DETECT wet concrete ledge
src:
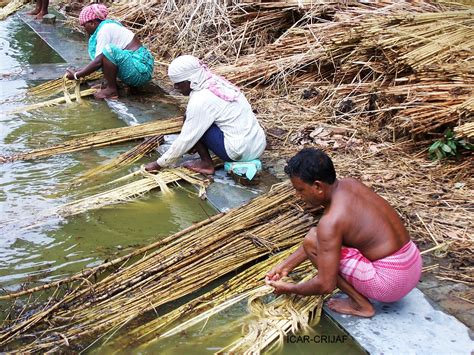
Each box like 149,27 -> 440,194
17,10 -> 88,66
18,12 -> 474,355
326,289 -> 473,354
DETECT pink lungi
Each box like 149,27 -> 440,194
339,241 -> 422,302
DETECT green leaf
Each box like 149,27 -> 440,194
447,140 -> 457,153
441,144 -> 452,153
429,140 -> 442,152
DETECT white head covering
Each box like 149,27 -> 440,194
168,55 -> 240,102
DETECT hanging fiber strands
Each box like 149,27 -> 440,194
220,273 -> 325,354
6,88 -> 96,115
1,182 -> 317,352
56,167 -> 208,217
2,117 -> 183,162
73,135 -> 164,184
28,72 -> 103,98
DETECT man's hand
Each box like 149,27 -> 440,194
145,161 -> 161,172
265,279 -> 294,295
265,263 -> 290,282
65,69 -> 76,80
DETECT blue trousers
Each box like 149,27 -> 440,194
201,124 -> 233,161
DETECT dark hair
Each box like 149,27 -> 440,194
284,148 -> 336,184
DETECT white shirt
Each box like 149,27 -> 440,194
157,89 -> 266,167
95,23 -> 134,58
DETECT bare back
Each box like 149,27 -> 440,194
321,178 -> 410,261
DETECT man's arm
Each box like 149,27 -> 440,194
265,244 -> 307,282
156,97 -> 215,167
268,221 -> 342,296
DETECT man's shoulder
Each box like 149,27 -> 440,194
337,177 -> 370,198
317,214 -> 342,238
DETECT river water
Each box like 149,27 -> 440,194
0,15 -> 364,354
0,16 -> 214,292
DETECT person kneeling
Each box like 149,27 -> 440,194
145,55 -> 266,175
65,4 -> 154,100
265,148 -> 422,317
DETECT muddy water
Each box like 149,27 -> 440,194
0,16 -> 364,354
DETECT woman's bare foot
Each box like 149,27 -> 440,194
34,11 -> 48,20
93,87 -> 118,100
28,8 -> 40,15
91,82 -> 106,89
183,160 -> 215,175
327,297 -> 375,318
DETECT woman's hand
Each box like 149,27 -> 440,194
65,69 -> 77,80
145,161 -> 161,173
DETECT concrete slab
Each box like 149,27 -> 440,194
17,63 -> 73,81
325,288 -> 474,354
17,11 -> 88,66
205,169 -> 262,212
105,96 -> 180,126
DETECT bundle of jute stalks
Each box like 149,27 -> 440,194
149,259 -> 326,355
73,135 -> 164,184
454,121 -> 474,138
0,182 -> 318,352
1,117 -> 183,162
27,72 -> 103,98
114,246 -> 303,349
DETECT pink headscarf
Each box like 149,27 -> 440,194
79,4 -> 109,26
